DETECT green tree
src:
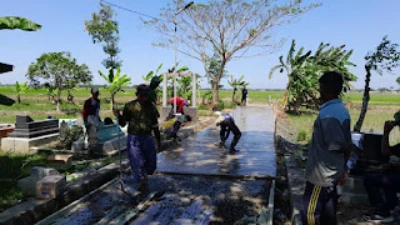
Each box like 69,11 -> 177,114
99,67 -> 131,110
27,52 -> 92,111
0,16 -> 41,31
145,0 -> 319,106
85,3 -> 121,70
14,81 -> 29,104
397,77 -> 400,86
228,75 -> 249,106
353,36 -> 400,132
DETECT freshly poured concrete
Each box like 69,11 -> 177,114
157,106 -> 276,178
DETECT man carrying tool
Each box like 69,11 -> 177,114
215,113 -> 241,152
113,84 -> 161,187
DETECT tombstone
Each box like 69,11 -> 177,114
75,123 -> 126,156
1,115 -> 60,154
9,115 -> 59,138
18,167 -> 60,197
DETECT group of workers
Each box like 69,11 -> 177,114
80,71 -> 400,224
81,76 -> 243,188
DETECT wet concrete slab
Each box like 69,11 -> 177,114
157,106 -> 276,178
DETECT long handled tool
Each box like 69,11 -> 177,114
113,104 -> 137,198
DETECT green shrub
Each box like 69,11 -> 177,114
197,104 -> 208,110
218,100 -> 225,110
297,130 -> 307,142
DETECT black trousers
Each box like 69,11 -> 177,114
229,123 -> 241,150
364,172 -> 400,216
241,97 -> 247,105
302,181 -> 338,225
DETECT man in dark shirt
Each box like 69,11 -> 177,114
302,72 -> 352,225
216,114 -> 241,152
113,84 -> 161,186
363,119 -> 400,223
82,87 -> 101,152
241,86 -> 248,106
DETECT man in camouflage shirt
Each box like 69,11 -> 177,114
114,84 -> 161,185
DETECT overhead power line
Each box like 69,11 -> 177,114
99,0 -> 166,22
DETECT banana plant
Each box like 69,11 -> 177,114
228,75 -> 249,106
143,63 -> 163,82
14,81 -> 29,104
269,40 -> 312,110
99,67 -> 131,111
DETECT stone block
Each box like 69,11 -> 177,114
31,167 -> 60,181
92,135 -> 127,156
17,167 -> 60,197
47,154 -> 73,164
16,115 -> 33,124
1,133 -> 59,154
160,106 -> 172,122
17,176 -> 37,196
341,175 -> 369,204
36,175 -> 66,200
184,107 -> 198,122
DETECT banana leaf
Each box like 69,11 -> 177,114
0,16 -> 41,31
0,62 -> 13,73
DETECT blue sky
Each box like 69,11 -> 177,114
1,0 -> 400,89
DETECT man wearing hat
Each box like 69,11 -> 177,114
82,87 -> 101,152
113,84 -> 161,186
215,113 -> 241,152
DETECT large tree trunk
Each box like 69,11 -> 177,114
56,89 -> 61,112
67,89 -> 74,104
17,94 -> 21,104
211,61 -> 226,109
353,65 -> 371,132
110,93 -> 115,112
212,81 -> 220,109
